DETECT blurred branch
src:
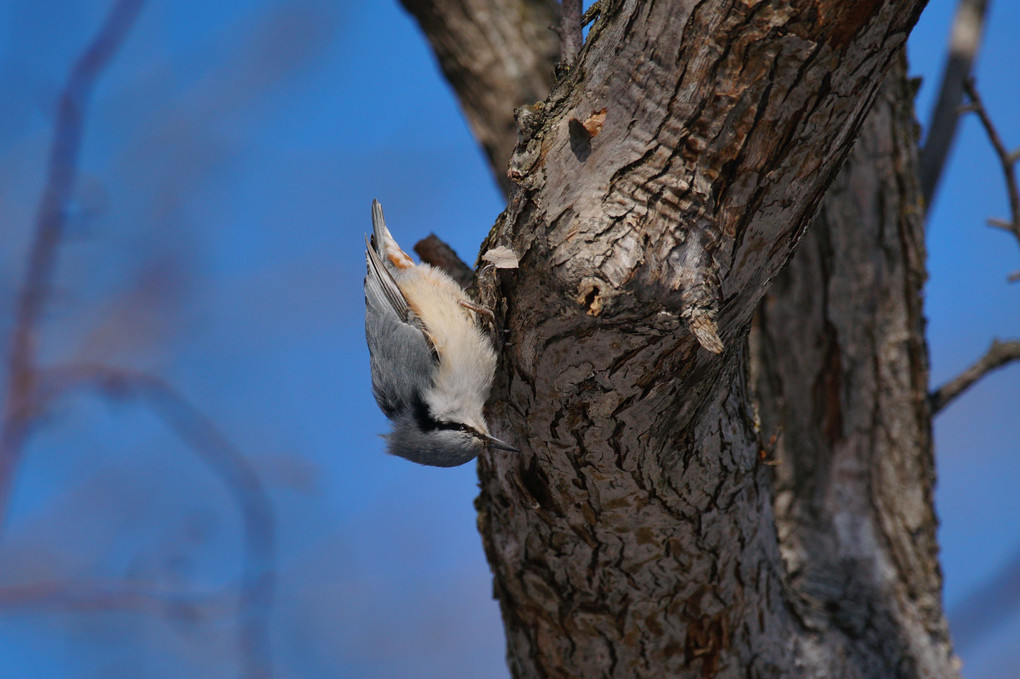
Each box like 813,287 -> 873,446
0,0 -> 146,538
962,79 -> 1020,281
919,0 -> 989,214
559,0 -> 583,65
0,580 -> 230,619
38,363 -> 275,679
414,234 -> 474,288
930,339 -> 1020,413
0,3 -> 277,677
398,0 -> 560,196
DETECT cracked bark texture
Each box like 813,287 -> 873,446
402,0 -> 957,677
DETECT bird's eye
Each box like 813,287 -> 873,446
432,419 -> 478,436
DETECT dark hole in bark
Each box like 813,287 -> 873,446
519,454 -> 560,514
583,284 -> 600,313
569,118 -> 592,161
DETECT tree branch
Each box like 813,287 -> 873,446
559,0 -> 583,66
398,0 -> 560,196
962,78 -> 1020,281
0,6 -> 278,676
413,234 -> 474,288
930,339 -> 1020,413
580,2 -> 602,27
919,0 -> 989,214
0,580 -> 230,619
0,0 -> 145,539
37,364 -> 275,679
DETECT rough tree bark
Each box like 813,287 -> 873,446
401,0 -> 957,677
751,54 -> 954,677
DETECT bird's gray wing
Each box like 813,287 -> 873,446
365,231 -> 411,323
365,241 -> 436,419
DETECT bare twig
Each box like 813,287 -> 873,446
0,579 -> 230,619
919,0 -> 989,214
559,0 -> 583,66
580,2 -> 602,28
414,234 -> 474,288
930,339 -> 1020,413
0,4 -> 276,676
0,0 -> 145,539
38,364 -> 275,679
963,79 -> 1020,283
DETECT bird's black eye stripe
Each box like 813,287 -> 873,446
410,394 -> 479,436
435,421 -> 478,435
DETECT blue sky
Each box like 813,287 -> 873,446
0,1 -> 1017,677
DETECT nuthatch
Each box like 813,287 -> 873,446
364,200 -> 517,466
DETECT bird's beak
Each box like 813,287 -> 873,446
486,435 -> 519,452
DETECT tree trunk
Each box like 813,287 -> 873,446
750,53 -> 956,677
401,0 -> 957,676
